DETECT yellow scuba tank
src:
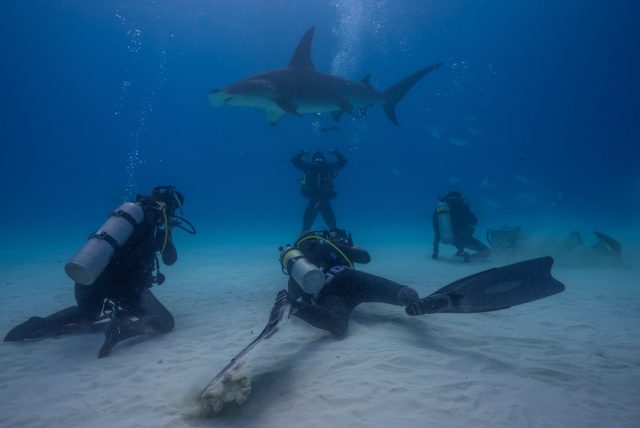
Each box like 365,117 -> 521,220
436,201 -> 455,244
64,202 -> 144,285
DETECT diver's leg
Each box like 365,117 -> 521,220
465,236 -> 491,260
326,268 -> 419,307
98,289 -> 174,358
303,199 -> 320,231
294,294 -> 350,337
4,284 -> 103,342
319,200 -> 337,230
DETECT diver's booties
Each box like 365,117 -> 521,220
405,293 -> 453,316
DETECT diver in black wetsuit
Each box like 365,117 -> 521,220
291,149 -> 347,232
279,230 -> 422,336
4,185 -> 196,358
432,191 -> 490,262
274,229 -> 565,337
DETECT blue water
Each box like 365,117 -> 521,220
1,0 -> 638,248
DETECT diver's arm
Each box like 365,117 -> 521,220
330,149 -> 348,170
161,239 -> 177,265
291,150 -> 311,170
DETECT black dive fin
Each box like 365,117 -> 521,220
593,231 -> 622,255
407,257 -> 565,315
289,27 -> 315,68
383,62 -> 443,125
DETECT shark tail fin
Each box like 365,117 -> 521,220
382,62 -> 443,125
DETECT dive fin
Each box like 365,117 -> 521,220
383,62 -> 443,125
406,257 -> 565,315
332,110 -> 344,122
289,27 -> 315,68
593,231 -> 622,255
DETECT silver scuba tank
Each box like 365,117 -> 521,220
436,201 -> 455,244
64,202 -> 145,285
280,246 -> 325,296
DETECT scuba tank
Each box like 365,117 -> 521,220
436,201 -> 455,244
279,245 -> 325,296
65,202 -> 144,285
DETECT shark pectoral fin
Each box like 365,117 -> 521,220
208,89 -> 225,107
339,101 -> 354,116
275,99 -> 300,115
266,109 -> 286,126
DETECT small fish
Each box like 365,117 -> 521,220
448,177 -> 461,184
391,166 -> 401,176
514,174 -> 530,184
427,125 -> 443,140
468,127 -> 483,137
484,198 -> 500,208
515,193 -> 536,205
449,137 -> 470,146
479,177 -> 496,190
319,126 -> 341,133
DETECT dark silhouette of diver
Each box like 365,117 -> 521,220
276,229 -> 564,337
432,191 -> 491,262
561,230 -> 623,263
4,185 -> 196,358
292,149 -> 347,231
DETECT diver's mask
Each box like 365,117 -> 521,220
148,185 -> 197,235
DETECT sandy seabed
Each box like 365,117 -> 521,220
1,242 -> 638,428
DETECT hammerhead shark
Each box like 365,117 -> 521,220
209,27 -> 442,126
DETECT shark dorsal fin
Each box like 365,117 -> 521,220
289,27 -> 315,68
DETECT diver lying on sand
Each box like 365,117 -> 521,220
277,229 -> 564,337
200,229 -> 565,414
4,186 -> 196,358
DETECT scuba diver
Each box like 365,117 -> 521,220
432,191 -> 491,262
3,185 -> 197,358
276,229 -> 564,337
291,149 -> 347,232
